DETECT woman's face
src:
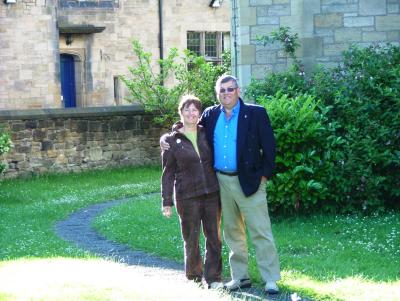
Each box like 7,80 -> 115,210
181,103 -> 200,125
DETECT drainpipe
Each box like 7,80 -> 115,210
231,0 -> 238,78
158,0 -> 164,85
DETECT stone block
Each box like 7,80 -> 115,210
388,3 -> 399,14
387,31 -> 400,42
344,16 -> 374,27
257,16 -> 279,25
88,147 -> 102,161
249,0 -> 272,5
33,129 -> 47,141
267,4 -> 290,16
315,28 -> 334,37
74,120 -> 88,133
273,63 -> 289,72
15,130 -> 32,140
250,24 -> 279,40
334,28 -> 361,42
256,5 -> 269,17
25,120 -> 38,129
88,121 -> 103,132
46,150 -> 58,158
315,13 -> 342,28
324,43 -> 349,56
255,49 -> 276,64
376,16 -> 400,31
359,0 -> 386,16
252,64 -> 273,79
322,4 -> 358,13
322,0 -> 346,4
55,154 -> 68,164
362,31 -> 387,42
110,119 -> 126,131
55,119 -> 65,128
240,45 -> 256,64
299,37 -> 323,57
16,145 -> 31,153
20,70 -> 33,80
103,151 -> 113,160
8,153 -> 26,162
240,7 -> 256,26
17,161 -> 30,169
41,140 -> 53,151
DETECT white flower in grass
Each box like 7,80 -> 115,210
176,139 -> 181,144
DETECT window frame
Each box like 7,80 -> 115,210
186,31 -> 228,64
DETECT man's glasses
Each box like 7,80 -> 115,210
219,87 -> 237,93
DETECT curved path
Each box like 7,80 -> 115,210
54,195 -> 305,301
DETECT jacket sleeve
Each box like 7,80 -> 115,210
161,136 -> 176,207
257,107 -> 276,178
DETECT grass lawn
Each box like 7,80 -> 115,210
1,166 -> 399,301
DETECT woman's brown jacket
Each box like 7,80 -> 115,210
161,125 -> 219,206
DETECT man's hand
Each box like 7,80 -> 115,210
162,206 -> 172,218
160,134 -> 170,151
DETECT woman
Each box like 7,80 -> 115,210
161,95 -> 223,289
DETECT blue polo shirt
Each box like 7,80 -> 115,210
213,101 -> 240,172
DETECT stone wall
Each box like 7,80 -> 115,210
0,106 -> 164,178
233,0 -> 400,88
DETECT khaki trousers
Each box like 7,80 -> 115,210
217,173 -> 281,282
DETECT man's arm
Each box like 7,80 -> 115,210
160,121 -> 184,151
257,107 -> 276,178
160,133 -> 170,151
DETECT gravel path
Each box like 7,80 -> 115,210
54,196 -> 308,301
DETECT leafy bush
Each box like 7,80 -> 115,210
120,40 -> 185,125
320,45 -> 400,212
246,65 -> 308,101
121,40 -> 230,126
249,44 -> 400,212
176,50 -> 231,109
0,129 -> 11,174
259,93 -> 330,213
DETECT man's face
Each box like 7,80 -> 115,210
218,80 -> 240,110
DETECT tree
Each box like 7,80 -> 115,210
121,40 -> 230,126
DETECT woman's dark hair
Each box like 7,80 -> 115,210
178,95 -> 202,114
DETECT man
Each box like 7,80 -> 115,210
161,75 -> 281,294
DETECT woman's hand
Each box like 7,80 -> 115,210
162,206 -> 172,218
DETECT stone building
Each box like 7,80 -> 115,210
232,0 -> 400,88
0,0 -> 231,110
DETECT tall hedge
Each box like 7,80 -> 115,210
248,44 -> 400,213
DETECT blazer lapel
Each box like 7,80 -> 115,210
237,99 -> 250,162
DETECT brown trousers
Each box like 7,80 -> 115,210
176,192 -> 222,284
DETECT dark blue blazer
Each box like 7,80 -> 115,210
200,98 -> 276,197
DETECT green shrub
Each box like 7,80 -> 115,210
176,49 -> 231,109
246,65 -> 308,101
121,40 -> 230,126
0,130 -> 11,174
249,44 -> 400,212
120,40 -> 185,126
321,45 -> 400,211
259,93 -> 330,213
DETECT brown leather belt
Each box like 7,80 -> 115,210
217,170 -> 238,176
